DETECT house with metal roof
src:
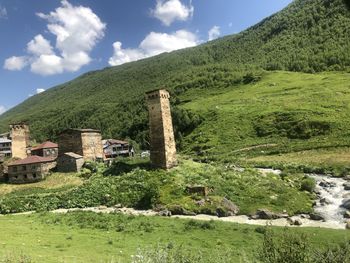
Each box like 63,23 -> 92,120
102,139 -> 135,158
0,137 -> 12,159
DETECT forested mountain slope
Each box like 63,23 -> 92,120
0,0 -> 349,151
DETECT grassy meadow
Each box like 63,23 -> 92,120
1,212 -> 350,263
179,71 -> 350,170
0,173 -> 83,196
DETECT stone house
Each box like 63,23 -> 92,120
103,139 -> 135,158
57,152 -> 84,173
58,129 -> 103,161
31,141 -> 58,159
7,155 -> 56,184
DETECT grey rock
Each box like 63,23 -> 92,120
341,199 -> 350,210
169,205 -> 196,216
158,210 -> 172,217
319,181 -> 336,188
310,213 -> 325,221
254,209 -> 281,220
344,183 -> 350,191
196,199 -> 206,206
300,214 -> 310,219
221,197 -> 239,215
344,211 -> 350,219
320,198 -> 332,205
288,217 -> 302,226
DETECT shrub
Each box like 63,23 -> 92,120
300,177 -> 316,193
259,227 -> 350,263
131,244 -> 236,263
259,228 -> 311,263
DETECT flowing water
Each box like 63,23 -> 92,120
309,174 -> 349,226
257,168 -> 349,228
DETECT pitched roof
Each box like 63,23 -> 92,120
9,155 -> 56,166
31,141 -> 58,151
0,138 -> 11,143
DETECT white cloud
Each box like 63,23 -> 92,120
0,6 -> 7,19
228,22 -> 233,28
208,26 -> 221,41
36,88 -> 45,94
3,56 -> 28,70
27,34 -> 54,56
151,0 -> 194,26
4,0 -> 106,76
0,106 -> 6,115
109,29 -> 199,66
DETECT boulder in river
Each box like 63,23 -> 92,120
319,180 -> 336,188
320,198 -> 332,205
344,211 -> 350,219
344,183 -> 350,191
341,199 -> 350,210
310,213 -> 325,221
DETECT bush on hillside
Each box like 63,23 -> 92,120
300,177 -> 316,193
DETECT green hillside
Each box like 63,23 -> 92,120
1,0 -> 350,159
180,71 -> 350,169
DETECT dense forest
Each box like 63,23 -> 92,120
0,0 -> 350,150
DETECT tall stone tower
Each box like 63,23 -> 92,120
10,123 -> 30,159
146,89 -> 177,169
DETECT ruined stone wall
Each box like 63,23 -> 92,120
147,89 -> 177,169
10,124 -> 30,159
81,132 -> 103,161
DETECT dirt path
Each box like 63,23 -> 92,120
6,206 -> 344,230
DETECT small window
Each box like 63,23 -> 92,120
24,174 -> 28,179
33,174 -> 37,178
22,166 -> 26,171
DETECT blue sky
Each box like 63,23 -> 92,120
0,0 -> 293,114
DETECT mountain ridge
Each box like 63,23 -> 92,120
1,0 -> 350,149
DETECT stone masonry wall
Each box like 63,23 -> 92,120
81,132 -> 103,161
58,131 -> 83,157
11,124 -> 30,159
147,89 -> 177,169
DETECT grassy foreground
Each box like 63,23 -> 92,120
0,212 -> 350,263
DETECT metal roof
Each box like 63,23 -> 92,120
0,138 -> 11,144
